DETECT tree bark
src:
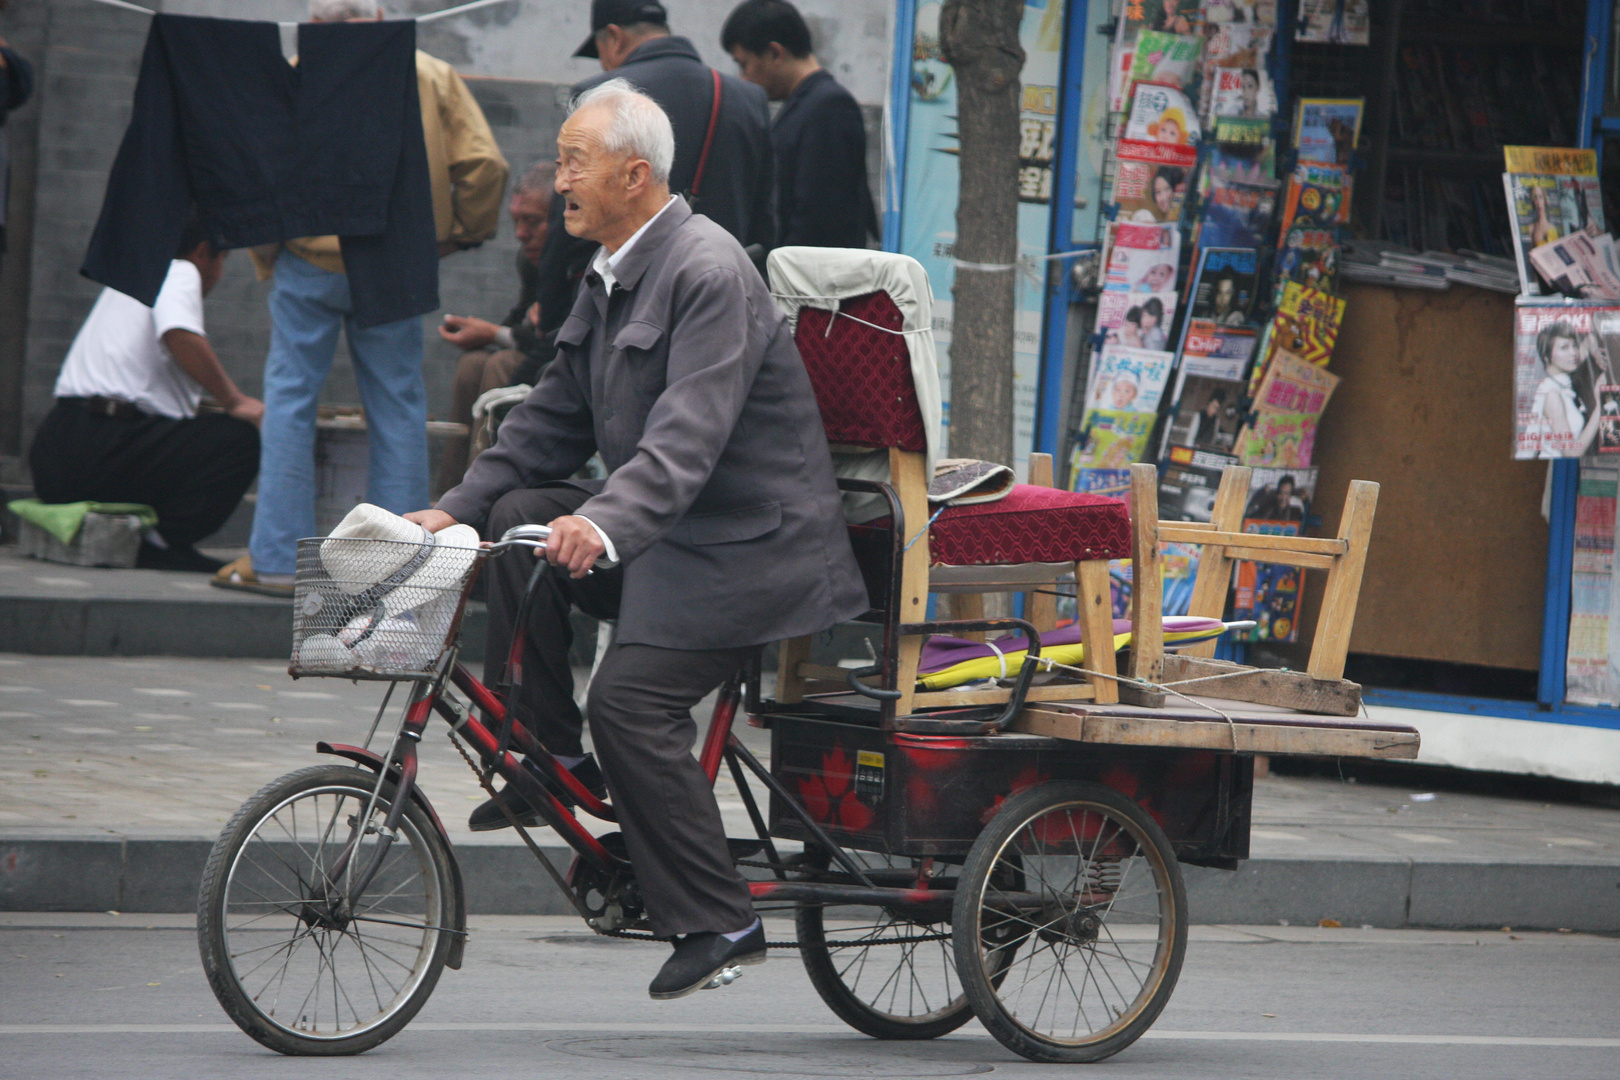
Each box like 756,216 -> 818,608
939,0 -> 1025,467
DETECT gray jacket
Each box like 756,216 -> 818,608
437,198 -> 868,650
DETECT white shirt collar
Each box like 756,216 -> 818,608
590,195 -> 678,293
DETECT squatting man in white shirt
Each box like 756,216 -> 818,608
29,218 -> 264,572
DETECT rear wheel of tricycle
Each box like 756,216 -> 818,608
952,780 -> 1187,1063
197,765 -> 457,1055
794,847 -> 974,1039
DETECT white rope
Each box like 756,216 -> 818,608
985,639 -> 1008,680
954,259 -> 1017,273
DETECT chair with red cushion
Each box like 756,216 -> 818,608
768,248 -> 1133,722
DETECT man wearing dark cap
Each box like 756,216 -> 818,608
530,0 -> 774,341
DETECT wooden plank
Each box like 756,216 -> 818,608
1118,681 -> 1167,709
891,448 -> 930,716
1024,454 -> 1059,633
1129,463 -> 1164,683
1011,705 -> 1420,759
1075,558 -> 1120,704
912,683 -> 1098,708
776,636 -> 813,704
942,593 -> 986,642
1156,527 -> 1350,557
1222,546 -> 1338,571
1160,653 -> 1361,716
1182,466 -> 1251,658
1308,480 -> 1380,681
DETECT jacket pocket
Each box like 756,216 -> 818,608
614,320 -> 664,352
556,313 -> 593,350
685,502 -> 782,545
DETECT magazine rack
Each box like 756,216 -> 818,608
1125,462 -> 1377,716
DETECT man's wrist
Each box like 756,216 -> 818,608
575,515 -> 619,565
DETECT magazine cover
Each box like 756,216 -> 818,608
1234,412 -> 1317,467
1600,386 -> 1620,454
1098,291 -> 1179,349
1511,303 -> 1620,459
1295,0 -> 1369,44
1503,147 -> 1606,295
1252,348 -> 1340,416
1528,230 -> 1620,299
1073,409 -> 1157,469
1503,146 -> 1600,177
1293,98 -> 1363,166
1232,554 -> 1303,642
1187,247 -> 1260,327
1161,541 -> 1204,617
1158,448 -> 1236,521
1275,227 -> 1340,299
1177,322 -> 1256,384
1203,1 -> 1277,25
1201,23 -> 1274,120
1278,163 -> 1349,236
1245,467 -> 1317,521
1102,221 -> 1181,290
1084,344 -> 1176,415
1070,467 -> 1133,498
1567,466 -> 1619,704
1113,83 -> 1199,224
1251,282 -> 1345,392
1197,175 -> 1279,248
1128,30 -> 1204,96
1167,375 -> 1246,451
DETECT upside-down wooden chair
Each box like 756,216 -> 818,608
766,248 -> 1135,725
1126,462 -> 1378,715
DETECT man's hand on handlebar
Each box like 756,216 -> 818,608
545,515 -> 605,579
404,509 -> 458,533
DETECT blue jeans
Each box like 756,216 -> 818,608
249,252 -> 428,576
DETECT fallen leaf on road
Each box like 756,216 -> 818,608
1318,918 -> 1341,928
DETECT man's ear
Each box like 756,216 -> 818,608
765,42 -> 787,65
625,157 -> 652,193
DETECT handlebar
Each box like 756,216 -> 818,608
488,522 -> 553,553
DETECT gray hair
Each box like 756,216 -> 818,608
514,160 -> 558,198
309,0 -> 381,20
569,78 -> 675,186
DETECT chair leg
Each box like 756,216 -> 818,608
891,447 -> 931,718
1180,465 -> 1251,659
1129,463 -> 1164,684
1307,480 -> 1379,681
1023,452 -> 1058,630
945,593 -> 987,640
775,636 -> 812,704
1075,559 -> 1119,705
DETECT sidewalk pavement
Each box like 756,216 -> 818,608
1,653 -> 1618,929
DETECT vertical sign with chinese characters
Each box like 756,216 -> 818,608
899,0 -> 1068,476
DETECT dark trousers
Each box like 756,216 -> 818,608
484,486 -> 756,938
29,401 -> 259,548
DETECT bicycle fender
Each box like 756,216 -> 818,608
316,741 -> 470,970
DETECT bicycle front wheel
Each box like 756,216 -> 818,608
197,765 -> 456,1055
952,781 -> 1187,1063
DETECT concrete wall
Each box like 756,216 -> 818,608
0,0 -> 892,473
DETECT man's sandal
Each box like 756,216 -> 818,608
210,554 -> 295,598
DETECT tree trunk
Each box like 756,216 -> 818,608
939,0 -> 1025,468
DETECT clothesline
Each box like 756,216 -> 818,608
84,0 -> 514,27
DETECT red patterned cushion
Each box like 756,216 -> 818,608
929,485 -> 1131,565
793,292 -> 928,452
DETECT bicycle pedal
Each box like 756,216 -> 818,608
701,965 -> 743,990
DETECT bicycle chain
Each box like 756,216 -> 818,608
445,726 -> 953,951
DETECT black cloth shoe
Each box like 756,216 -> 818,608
467,753 -> 607,832
648,921 -> 766,1000
136,540 -> 226,574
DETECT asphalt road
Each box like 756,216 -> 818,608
1,914 -> 1616,1079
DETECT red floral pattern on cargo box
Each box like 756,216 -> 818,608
798,745 -> 875,831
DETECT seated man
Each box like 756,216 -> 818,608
436,160 -> 559,492
29,219 -> 263,572
409,81 -> 866,998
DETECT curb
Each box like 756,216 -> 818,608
3,835 -> 1617,931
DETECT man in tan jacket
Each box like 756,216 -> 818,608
215,0 -> 507,595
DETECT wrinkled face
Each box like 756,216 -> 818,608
509,190 -> 551,264
556,105 -> 636,244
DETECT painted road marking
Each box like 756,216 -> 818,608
0,1023 -> 1614,1046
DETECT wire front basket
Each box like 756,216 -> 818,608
290,536 -> 482,680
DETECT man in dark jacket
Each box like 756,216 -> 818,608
722,0 -> 877,249
532,0 -> 774,338
411,82 -> 865,1000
